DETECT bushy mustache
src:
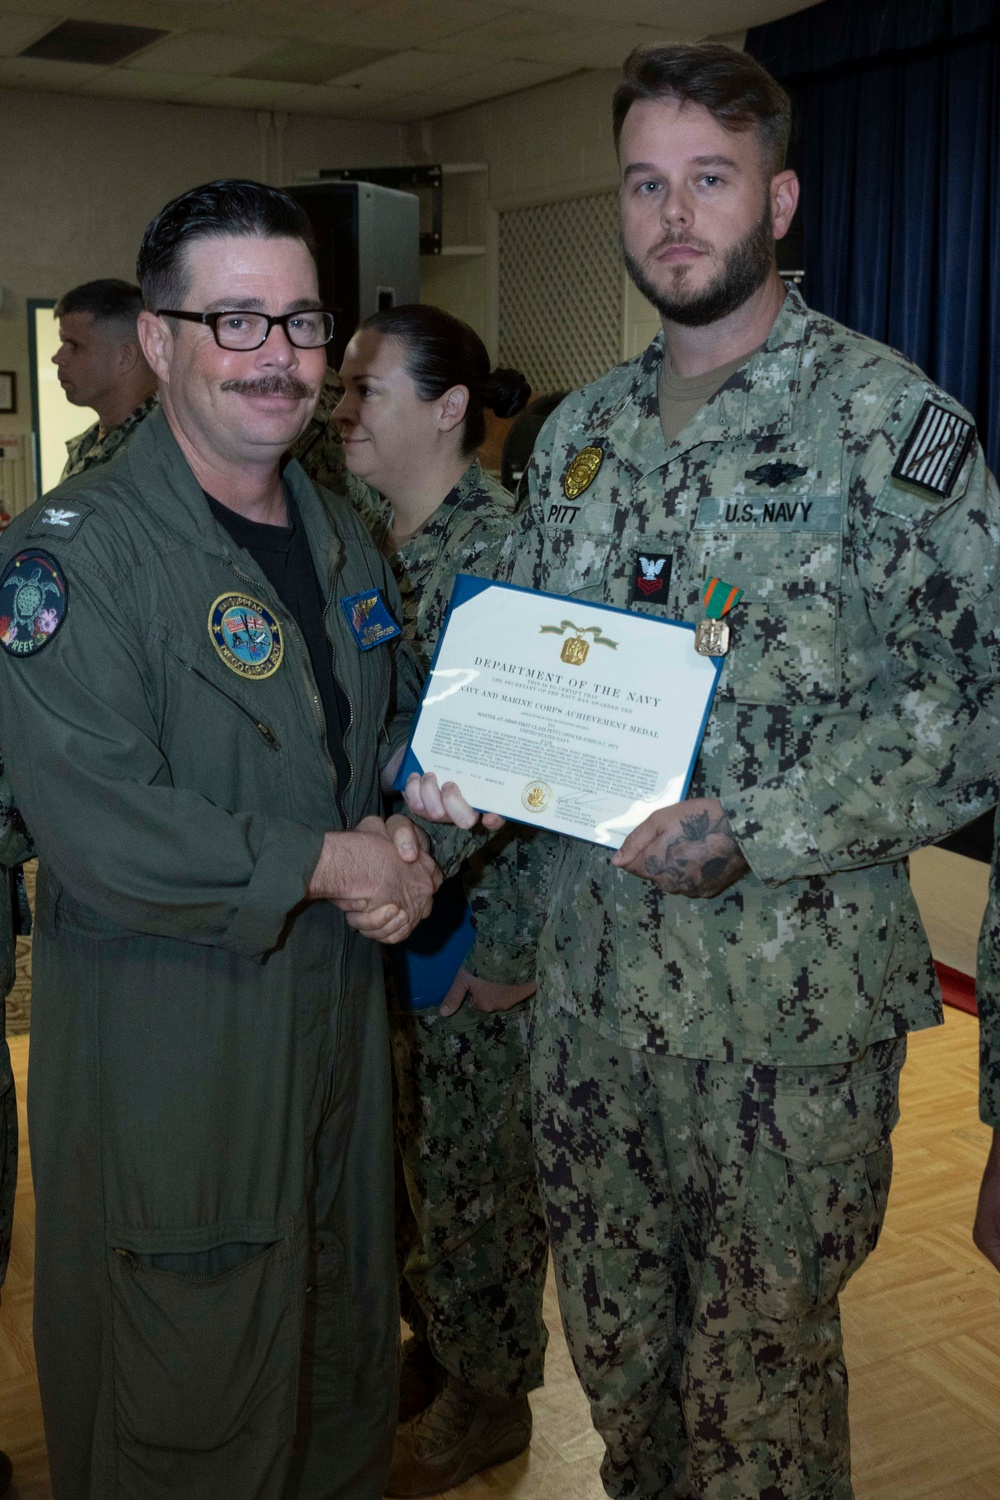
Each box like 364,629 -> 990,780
220,374 -> 313,398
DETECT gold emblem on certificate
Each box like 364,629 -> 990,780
522,781 -> 552,812
540,619 -> 618,666
563,445 -> 603,499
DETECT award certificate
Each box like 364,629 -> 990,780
397,577 -> 723,848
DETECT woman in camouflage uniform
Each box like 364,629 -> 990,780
302,306 -> 553,1497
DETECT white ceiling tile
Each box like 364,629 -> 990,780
79,67 -> 207,102
178,75 -> 317,109
325,0 -> 505,52
327,48 -> 475,93
0,53 -> 109,90
126,30 -> 281,75
0,8 -> 57,57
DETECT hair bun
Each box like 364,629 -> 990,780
485,366 -> 531,420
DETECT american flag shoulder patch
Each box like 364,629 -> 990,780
892,400 -> 975,500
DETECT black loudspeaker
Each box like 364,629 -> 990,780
287,180 -> 421,366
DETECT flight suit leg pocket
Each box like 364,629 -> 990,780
107,1224 -> 298,1454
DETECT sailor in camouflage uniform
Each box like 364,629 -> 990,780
302,305 -> 553,1498
52,279 -> 158,483
291,365 -> 348,492
61,392 -> 158,482
406,46 -> 1000,1500
974,813 -> 1000,1275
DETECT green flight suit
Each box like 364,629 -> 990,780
499,285 -> 1000,1498
0,408 -> 424,1500
0,776 -> 32,1301
341,461 -> 551,1403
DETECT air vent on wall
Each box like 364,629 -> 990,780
19,20 -> 169,67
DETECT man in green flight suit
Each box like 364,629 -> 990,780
0,773 -> 32,1499
405,44 -> 1000,1500
0,179 -> 442,1500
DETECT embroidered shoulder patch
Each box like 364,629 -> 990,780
342,589 -> 401,651
209,593 -> 284,679
0,549 -> 68,656
29,502 -> 93,541
892,400 -> 975,500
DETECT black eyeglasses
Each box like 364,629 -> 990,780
157,308 -> 336,351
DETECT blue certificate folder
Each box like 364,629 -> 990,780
393,574 -> 724,846
390,874 -> 475,1012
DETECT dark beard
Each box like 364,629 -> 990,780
622,205 -> 776,328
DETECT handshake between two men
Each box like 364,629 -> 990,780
306,774 -> 751,950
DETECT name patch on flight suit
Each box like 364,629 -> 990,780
892,400 -> 975,499
0,549 -> 68,656
629,552 -> 672,604
209,593 -> 284,679
342,589 -> 402,651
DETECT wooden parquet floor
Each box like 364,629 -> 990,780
2,1012 -> 997,1498
1,845 -> 998,1496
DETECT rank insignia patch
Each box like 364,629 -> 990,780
0,549 -> 68,656
630,552 -> 671,604
563,445 -> 603,499
342,589 -> 402,651
893,400 -> 975,499
209,593 -> 284,679
29,502 -> 93,541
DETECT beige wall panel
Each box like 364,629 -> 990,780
0,88 -> 406,501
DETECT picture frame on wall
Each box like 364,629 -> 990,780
0,372 -> 15,414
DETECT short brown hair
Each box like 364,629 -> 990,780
612,44 -> 792,177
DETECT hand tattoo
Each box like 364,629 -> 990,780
641,806 -> 749,899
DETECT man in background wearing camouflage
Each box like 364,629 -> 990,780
53,279 -> 157,482
974,814 -> 1000,1276
406,43 -> 1000,1500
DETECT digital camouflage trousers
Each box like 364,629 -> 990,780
390,998 -> 549,1402
531,1003 -> 905,1500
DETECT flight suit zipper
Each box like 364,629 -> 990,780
228,558 -> 351,820
183,663 -> 280,749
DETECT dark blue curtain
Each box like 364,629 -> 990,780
750,0 -> 1000,859
747,0 -> 1000,477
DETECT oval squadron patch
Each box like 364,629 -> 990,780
0,549 -> 68,656
209,593 -> 284,679
563,445 -> 603,500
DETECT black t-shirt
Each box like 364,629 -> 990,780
206,491 -> 353,817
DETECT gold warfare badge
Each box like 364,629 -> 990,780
563,445 -> 603,499
522,781 -> 552,813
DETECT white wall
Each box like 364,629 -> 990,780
0,87 -> 407,501
419,69 -> 662,366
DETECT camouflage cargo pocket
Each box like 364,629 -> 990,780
743,1041 -> 904,1322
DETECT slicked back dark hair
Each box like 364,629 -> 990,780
612,44 -> 792,178
54,278 -> 144,341
136,179 -> 318,312
358,304 -> 531,455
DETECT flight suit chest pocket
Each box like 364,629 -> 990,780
689,529 -> 845,705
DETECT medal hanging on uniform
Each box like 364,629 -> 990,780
695,577 -> 742,657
